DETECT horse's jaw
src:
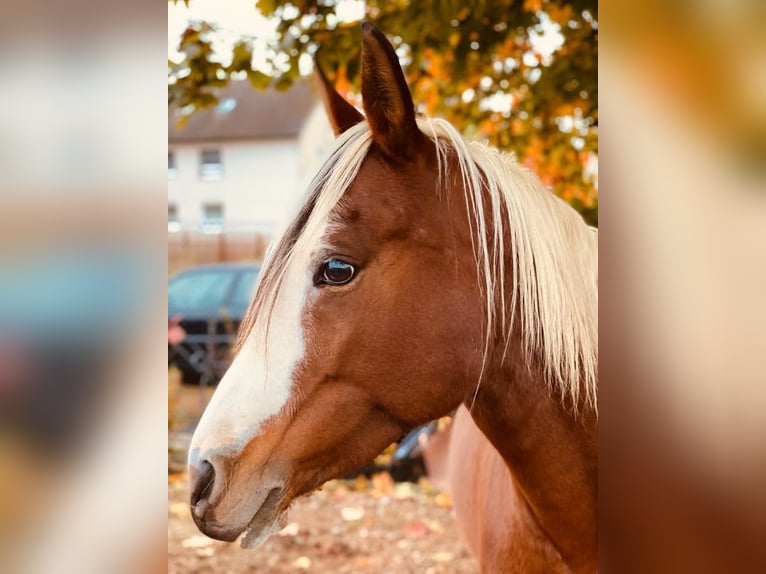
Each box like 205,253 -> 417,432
240,486 -> 288,549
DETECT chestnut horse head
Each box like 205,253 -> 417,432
188,22 -> 597,549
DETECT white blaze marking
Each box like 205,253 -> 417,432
188,122 -> 373,468
188,227 -> 323,467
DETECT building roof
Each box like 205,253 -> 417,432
169,80 -> 317,143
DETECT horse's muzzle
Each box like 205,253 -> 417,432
188,460 -> 241,542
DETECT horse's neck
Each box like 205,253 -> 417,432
467,350 -> 598,571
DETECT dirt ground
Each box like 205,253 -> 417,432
169,473 -> 477,574
168,376 -> 477,573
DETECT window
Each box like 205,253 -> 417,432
201,203 -> 224,232
168,204 -> 180,232
231,270 -> 259,308
168,270 -> 237,311
168,150 -> 177,178
199,149 -> 222,180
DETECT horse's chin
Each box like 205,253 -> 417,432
239,487 -> 288,549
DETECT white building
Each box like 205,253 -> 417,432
168,80 -> 335,237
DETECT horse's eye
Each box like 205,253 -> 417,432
317,259 -> 356,286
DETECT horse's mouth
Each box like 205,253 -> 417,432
240,487 -> 287,549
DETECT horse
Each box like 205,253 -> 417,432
187,22 -> 598,573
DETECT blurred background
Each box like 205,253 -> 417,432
0,1 -> 167,573
0,0 -> 762,571
601,1 -> 766,571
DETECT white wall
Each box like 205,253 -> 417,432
297,103 -> 337,179
168,103 -> 336,237
168,138 -> 302,235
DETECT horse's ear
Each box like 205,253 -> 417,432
313,59 -> 364,136
360,22 -> 422,158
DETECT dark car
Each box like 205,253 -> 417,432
168,263 -> 260,384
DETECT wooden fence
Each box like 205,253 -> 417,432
168,228 -> 270,273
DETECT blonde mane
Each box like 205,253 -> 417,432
241,117 -> 598,413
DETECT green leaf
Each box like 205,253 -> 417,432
247,70 -> 271,90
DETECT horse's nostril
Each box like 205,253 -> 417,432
190,460 -> 216,513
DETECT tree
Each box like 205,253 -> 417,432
169,1 -> 598,225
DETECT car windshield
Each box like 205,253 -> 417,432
230,270 -> 259,308
168,270 -> 237,311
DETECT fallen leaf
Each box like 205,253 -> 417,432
355,556 -> 372,567
427,519 -> 445,533
341,506 -> 365,521
354,474 -> 369,491
371,471 -> 394,495
181,535 -> 213,549
432,551 -> 454,562
332,484 -> 350,500
403,521 -> 430,537
279,522 -> 300,537
168,472 -> 186,484
169,502 -> 188,518
393,482 -> 414,500
434,492 -> 452,507
418,477 -> 439,495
